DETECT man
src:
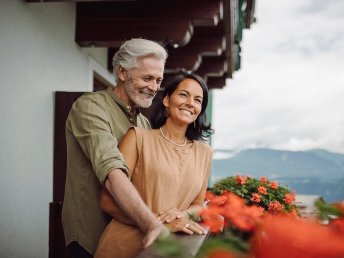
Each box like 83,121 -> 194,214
62,38 -> 168,258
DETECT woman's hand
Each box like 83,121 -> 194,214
157,208 -> 189,223
164,217 -> 206,235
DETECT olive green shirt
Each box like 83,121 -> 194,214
61,87 -> 150,254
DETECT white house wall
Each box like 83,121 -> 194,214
0,1 -> 111,257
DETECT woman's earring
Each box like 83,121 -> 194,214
163,107 -> 169,117
193,120 -> 196,128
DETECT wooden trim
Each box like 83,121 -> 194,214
207,75 -> 228,89
49,202 -> 73,258
76,18 -> 193,48
196,55 -> 228,78
76,0 -> 222,26
53,92 -> 85,202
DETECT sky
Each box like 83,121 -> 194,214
212,0 -> 344,154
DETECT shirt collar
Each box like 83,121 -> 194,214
106,87 -> 141,116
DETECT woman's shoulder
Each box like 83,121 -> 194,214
131,127 -> 154,133
193,140 -> 213,154
131,127 -> 158,139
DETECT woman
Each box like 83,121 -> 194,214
95,73 -> 214,258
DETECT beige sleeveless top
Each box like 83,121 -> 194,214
95,128 -> 213,258
130,127 -> 213,214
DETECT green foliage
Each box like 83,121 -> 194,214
210,176 -> 297,213
153,234 -> 190,258
153,176 -> 344,258
197,229 -> 250,258
315,198 -> 342,221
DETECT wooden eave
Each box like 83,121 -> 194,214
26,0 -> 256,89
76,18 -> 194,48
244,0 -> 256,28
76,0 -> 223,26
207,75 -> 228,89
196,55 -> 228,78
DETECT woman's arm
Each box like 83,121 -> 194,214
117,127 -> 138,178
189,149 -> 213,215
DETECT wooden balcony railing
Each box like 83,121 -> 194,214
136,231 -> 210,258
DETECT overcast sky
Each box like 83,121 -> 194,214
212,0 -> 344,154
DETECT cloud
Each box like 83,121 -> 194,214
213,0 -> 344,154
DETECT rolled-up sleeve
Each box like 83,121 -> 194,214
67,97 -> 129,185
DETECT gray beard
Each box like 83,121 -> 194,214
125,85 -> 154,108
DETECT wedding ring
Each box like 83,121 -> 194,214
185,223 -> 190,228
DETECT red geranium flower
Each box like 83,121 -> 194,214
329,217 -> 344,236
283,192 -> 295,204
260,176 -> 268,184
200,208 -> 224,233
334,201 -> 344,215
251,193 -> 262,203
212,192 -> 264,232
211,176 -> 298,217
268,201 -> 284,213
257,185 -> 267,195
287,208 -> 299,218
270,181 -> 278,189
235,175 -> 247,185
251,215 -> 344,258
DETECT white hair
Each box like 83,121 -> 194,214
112,38 -> 168,83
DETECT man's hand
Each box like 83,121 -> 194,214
142,222 -> 170,248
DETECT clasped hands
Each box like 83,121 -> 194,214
157,208 -> 206,235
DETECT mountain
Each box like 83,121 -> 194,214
211,148 -> 344,202
212,148 -> 344,179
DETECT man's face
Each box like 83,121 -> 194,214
124,56 -> 164,108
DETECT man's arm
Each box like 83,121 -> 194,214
69,99 -> 167,247
99,187 -> 136,226
105,170 -> 167,247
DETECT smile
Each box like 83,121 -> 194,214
180,109 -> 193,116
139,90 -> 155,98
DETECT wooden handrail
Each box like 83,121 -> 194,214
136,231 -> 210,258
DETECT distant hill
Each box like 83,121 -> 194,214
211,148 -> 344,202
212,148 -> 344,180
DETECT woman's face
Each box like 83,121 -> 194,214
163,78 -> 204,126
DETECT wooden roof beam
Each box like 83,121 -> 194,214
76,19 -> 193,47
106,25 -> 226,73
168,34 -> 226,58
108,48 -> 201,75
76,0 -> 223,27
165,53 -> 202,74
164,33 -> 225,74
196,55 -> 228,78
244,0 -> 256,28
222,0 -> 236,78
27,0 -> 136,2
207,75 -> 227,89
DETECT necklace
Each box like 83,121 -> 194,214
159,127 -> 187,147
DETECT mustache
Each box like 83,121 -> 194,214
140,88 -> 157,97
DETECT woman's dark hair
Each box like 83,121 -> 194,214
150,72 -> 214,141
